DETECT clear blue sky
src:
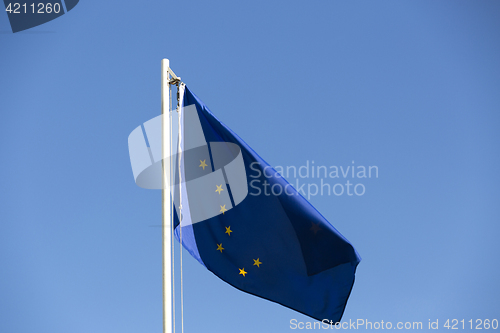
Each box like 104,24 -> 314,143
1,1 -> 499,332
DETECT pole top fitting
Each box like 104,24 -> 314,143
169,77 -> 181,85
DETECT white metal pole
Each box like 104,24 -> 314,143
161,58 -> 172,333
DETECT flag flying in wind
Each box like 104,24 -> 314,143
169,85 -> 361,323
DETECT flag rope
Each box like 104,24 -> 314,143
177,83 -> 185,333
170,83 -> 175,333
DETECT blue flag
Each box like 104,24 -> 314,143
172,85 -> 361,323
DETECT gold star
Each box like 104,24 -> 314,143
239,268 -> 247,277
310,222 -> 322,235
216,243 -> 224,253
253,258 -> 262,268
220,205 -> 228,215
225,226 -> 232,236
215,184 -> 224,194
199,160 -> 208,170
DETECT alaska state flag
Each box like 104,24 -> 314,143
169,84 -> 361,323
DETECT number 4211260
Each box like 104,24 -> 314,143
5,3 -> 62,14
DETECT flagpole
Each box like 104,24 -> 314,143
161,58 -> 173,333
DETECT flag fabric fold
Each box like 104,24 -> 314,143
173,85 -> 361,323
